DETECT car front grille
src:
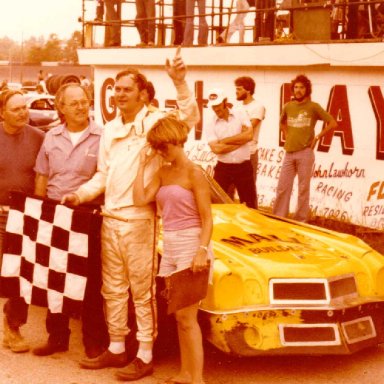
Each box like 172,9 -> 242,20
341,316 -> 377,344
279,324 -> 341,346
329,275 -> 357,299
270,274 -> 358,305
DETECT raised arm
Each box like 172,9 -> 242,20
165,46 -> 200,129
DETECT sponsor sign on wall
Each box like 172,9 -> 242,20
94,66 -> 384,230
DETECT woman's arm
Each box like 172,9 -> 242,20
191,166 -> 213,272
133,146 -> 161,206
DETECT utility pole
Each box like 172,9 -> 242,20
20,32 -> 24,84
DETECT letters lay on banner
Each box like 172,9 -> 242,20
98,74 -> 384,230
0,192 -> 98,316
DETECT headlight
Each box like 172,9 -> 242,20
214,274 -> 244,310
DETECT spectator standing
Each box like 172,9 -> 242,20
0,90 -> 44,353
234,76 -> 265,208
80,75 -> 91,89
37,69 -> 45,83
37,69 -> 48,94
273,74 -> 337,222
217,0 -> 251,43
35,84 -> 45,94
104,0 -> 122,47
142,81 -> 158,111
62,48 -> 199,381
254,0 -> 275,41
135,0 -> 156,46
33,83 -> 109,359
95,0 -> 104,22
183,0 -> 209,45
205,88 -> 256,208
173,0 -> 187,45
133,116 -> 212,384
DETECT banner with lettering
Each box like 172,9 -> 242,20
94,66 -> 384,230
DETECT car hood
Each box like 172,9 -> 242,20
202,204 -> 384,311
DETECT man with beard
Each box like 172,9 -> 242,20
273,74 -> 337,222
234,76 -> 265,208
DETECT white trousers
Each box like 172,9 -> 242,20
101,215 -> 158,343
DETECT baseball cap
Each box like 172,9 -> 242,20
207,88 -> 227,107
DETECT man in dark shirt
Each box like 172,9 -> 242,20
0,90 -> 44,352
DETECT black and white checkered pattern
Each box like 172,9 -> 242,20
0,192 -> 95,315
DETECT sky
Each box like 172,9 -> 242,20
0,0 -> 85,42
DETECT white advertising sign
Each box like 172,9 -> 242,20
93,65 -> 384,230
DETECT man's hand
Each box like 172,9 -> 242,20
165,46 -> 186,85
310,135 -> 320,149
61,193 -> 80,206
139,144 -> 157,166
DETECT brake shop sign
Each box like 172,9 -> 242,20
97,75 -> 384,231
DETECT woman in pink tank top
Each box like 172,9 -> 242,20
133,116 -> 212,384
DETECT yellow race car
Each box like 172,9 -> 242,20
196,174 -> 384,356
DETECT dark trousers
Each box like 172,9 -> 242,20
214,160 -> 257,209
104,0 -> 122,46
1,212 -> 29,330
135,0 -> 156,44
46,214 -> 109,352
173,0 -> 186,45
3,298 -> 28,330
254,0 -> 275,41
250,150 -> 259,209
96,0 -> 104,20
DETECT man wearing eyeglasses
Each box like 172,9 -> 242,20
33,83 -> 109,359
62,47 -> 199,381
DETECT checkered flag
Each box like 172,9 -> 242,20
0,191 -> 97,316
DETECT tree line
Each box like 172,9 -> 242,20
0,31 -> 82,65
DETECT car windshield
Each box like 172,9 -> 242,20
28,97 -> 55,110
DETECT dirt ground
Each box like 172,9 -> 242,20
0,217 -> 383,383
1,300 -> 384,384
